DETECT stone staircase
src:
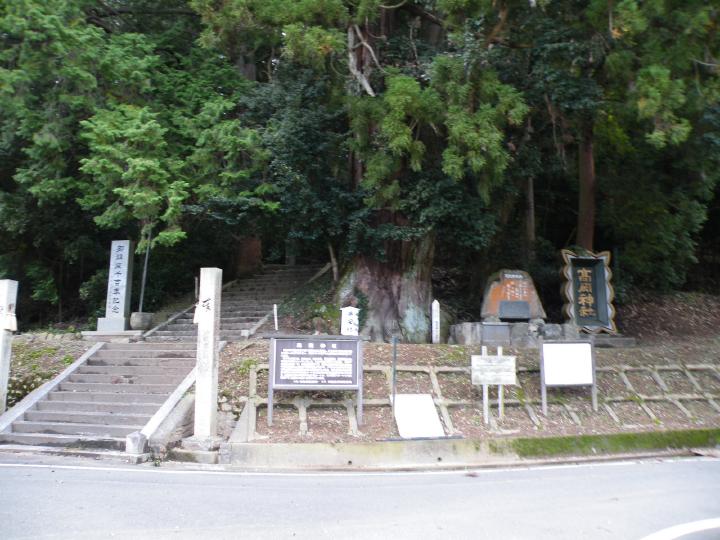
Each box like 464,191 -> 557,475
147,264 -> 323,342
0,342 -> 195,451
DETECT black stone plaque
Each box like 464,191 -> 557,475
499,300 -> 531,321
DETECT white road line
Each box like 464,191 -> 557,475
639,518 -> 720,540
0,457 -> 714,478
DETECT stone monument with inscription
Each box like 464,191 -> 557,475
96,240 -> 134,332
481,269 -> 546,322
0,280 -> 18,413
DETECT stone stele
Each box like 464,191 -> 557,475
481,269 -> 546,322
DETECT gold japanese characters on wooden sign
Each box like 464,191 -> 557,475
561,249 -> 617,334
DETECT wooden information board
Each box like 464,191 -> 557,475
268,336 -> 363,425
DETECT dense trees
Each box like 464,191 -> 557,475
1,1 -> 718,338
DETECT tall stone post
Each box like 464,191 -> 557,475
192,267 -> 222,442
97,240 -> 134,332
431,300 -> 440,344
0,280 -> 19,414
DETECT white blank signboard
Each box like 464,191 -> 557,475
542,342 -> 594,386
393,394 -> 445,439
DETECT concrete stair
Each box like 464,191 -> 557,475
146,264 -> 323,342
0,342 -> 196,452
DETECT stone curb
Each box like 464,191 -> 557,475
166,427 -> 720,470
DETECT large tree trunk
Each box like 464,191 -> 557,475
234,235 -> 262,278
576,126 -> 596,251
337,233 -> 434,343
525,175 -> 536,264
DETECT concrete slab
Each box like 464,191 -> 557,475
393,394 -> 445,439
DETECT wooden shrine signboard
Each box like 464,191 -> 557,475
268,336 -> 363,426
561,250 -> 617,334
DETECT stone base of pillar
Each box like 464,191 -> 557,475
181,435 -> 223,452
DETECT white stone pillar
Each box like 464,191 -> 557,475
431,300 -> 441,344
97,240 -> 134,332
0,280 -> 19,414
193,267 -> 222,440
341,307 -> 360,336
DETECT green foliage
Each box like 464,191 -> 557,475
79,104 -> 190,250
1,0 -> 719,330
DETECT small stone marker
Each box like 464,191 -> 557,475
481,269 -> 546,322
393,394 -> 445,439
431,300 -> 440,344
97,240 -> 134,332
0,279 -> 19,414
340,306 -> 360,336
471,346 -> 517,423
192,267 -> 222,441
540,340 -> 597,416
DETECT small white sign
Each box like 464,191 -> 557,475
542,342 -> 594,386
0,280 -> 18,332
471,354 -> 517,386
340,306 -> 360,336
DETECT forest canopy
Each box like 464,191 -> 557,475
1,1 -> 718,339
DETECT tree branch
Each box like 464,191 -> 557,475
404,4 -> 443,26
353,25 -> 385,72
348,27 -> 376,97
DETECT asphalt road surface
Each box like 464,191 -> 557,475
1,457 -> 718,539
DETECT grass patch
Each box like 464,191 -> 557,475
507,429 -> 720,458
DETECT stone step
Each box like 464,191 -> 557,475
103,342 -> 196,351
0,432 -> 126,451
24,410 -> 151,426
47,391 -> 166,404
58,382 -> 176,394
36,400 -> 160,415
144,336 -> 197,343
76,365 -> 191,377
219,316 -> 266,324
153,330 -> 197,337
165,323 -> 256,332
87,357 -> 194,368
92,350 -> 195,359
12,420 -> 141,437
68,373 -> 186,385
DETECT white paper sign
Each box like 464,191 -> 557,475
471,354 -> 517,386
0,280 -> 18,332
340,306 -> 360,336
542,342 -> 594,386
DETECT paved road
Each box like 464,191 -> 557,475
0,457 -> 718,539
